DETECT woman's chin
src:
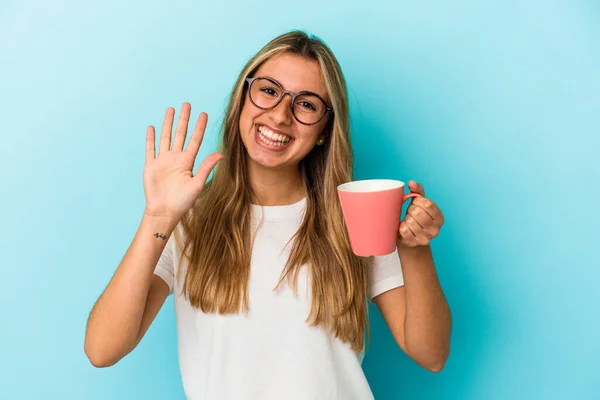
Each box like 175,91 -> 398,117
248,155 -> 286,170
246,149 -> 296,171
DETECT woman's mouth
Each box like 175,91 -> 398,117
254,125 -> 293,151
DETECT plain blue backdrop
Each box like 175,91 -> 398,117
1,0 -> 598,399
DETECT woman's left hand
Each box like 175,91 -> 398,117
398,180 -> 445,247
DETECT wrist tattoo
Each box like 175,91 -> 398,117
154,232 -> 167,240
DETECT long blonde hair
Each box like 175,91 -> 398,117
176,30 -> 371,352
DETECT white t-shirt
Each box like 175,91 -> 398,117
154,197 -> 404,400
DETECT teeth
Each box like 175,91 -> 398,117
259,132 -> 285,147
258,126 -> 291,143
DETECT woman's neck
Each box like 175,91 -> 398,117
248,162 -> 306,206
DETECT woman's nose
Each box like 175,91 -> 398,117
268,93 -> 294,125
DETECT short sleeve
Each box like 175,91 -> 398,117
154,233 -> 175,295
368,248 -> 404,300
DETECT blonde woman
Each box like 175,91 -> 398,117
84,30 -> 452,399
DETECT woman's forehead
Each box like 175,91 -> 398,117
254,53 -> 329,102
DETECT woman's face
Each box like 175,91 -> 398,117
239,53 -> 331,172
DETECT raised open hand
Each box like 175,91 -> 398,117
143,102 -> 223,221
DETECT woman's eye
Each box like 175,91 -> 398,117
298,101 -> 316,111
260,87 -> 278,96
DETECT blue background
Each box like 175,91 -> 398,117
1,0 -> 598,399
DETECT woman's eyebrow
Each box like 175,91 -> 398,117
265,76 -> 326,98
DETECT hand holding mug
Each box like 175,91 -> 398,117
398,180 -> 445,248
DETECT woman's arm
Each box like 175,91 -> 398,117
83,213 -> 176,367
373,243 -> 451,372
372,180 -> 451,372
84,104 -> 222,367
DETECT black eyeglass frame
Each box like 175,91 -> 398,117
245,76 -> 333,125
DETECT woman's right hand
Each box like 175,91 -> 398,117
143,102 -> 223,222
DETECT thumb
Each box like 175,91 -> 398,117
408,180 -> 425,196
193,152 -> 224,189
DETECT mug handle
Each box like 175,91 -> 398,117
402,192 -> 423,204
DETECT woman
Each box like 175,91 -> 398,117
84,30 -> 452,399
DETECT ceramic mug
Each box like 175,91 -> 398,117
337,179 -> 422,256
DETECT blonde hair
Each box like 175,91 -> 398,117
175,30 -> 371,352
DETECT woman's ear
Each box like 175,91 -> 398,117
317,117 -> 333,146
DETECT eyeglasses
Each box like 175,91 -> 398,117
245,76 -> 333,125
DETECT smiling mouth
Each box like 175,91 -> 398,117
255,124 -> 293,150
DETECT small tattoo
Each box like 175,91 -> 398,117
154,233 -> 167,240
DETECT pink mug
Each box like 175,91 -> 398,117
337,179 -> 422,257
